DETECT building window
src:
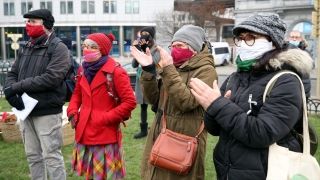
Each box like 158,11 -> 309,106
22,2 -> 33,15
89,1 -> 95,13
67,1 -> 73,14
4,2 -> 15,16
133,1 -> 139,14
21,2 -> 27,14
103,1 -> 109,13
111,1 -> 117,13
40,1 -> 52,12
4,3 -> 9,15
125,1 -> 131,14
10,3 -> 15,15
81,1 -> 87,14
40,2 -> 46,9
60,1 -> 66,14
47,2 -> 52,12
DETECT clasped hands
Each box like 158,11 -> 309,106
189,79 -> 231,110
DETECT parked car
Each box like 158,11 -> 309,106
121,63 -> 137,91
210,42 -> 231,66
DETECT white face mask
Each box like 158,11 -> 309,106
239,39 -> 273,61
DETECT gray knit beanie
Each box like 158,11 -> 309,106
232,12 -> 287,48
172,25 -> 206,53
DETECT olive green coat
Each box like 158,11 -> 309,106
139,46 -> 218,180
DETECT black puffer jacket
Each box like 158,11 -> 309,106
5,32 -> 71,116
204,49 -> 314,180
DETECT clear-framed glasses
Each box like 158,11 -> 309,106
233,34 -> 261,47
24,19 -> 42,26
81,44 -> 99,50
168,43 -> 187,50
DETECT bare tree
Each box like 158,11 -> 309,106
175,0 -> 233,41
153,9 -> 175,41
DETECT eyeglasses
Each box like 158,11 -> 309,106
233,34 -> 261,47
168,43 -> 188,50
289,36 -> 301,40
81,44 -> 99,50
24,19 -> 42,26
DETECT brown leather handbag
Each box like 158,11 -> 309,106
148,90 -> 204,175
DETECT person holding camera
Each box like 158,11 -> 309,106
131,26 -> 161,139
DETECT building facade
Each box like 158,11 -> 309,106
235,0 -> 315,59
0,0 -> 174,61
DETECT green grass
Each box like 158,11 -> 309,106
0,98 -> 319,179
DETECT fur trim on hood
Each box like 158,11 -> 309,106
268,49 -> 314,75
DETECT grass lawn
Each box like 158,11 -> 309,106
0,97 -> 319,179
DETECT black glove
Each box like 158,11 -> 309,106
4,86 -> 15,99
7,95 -> 25,110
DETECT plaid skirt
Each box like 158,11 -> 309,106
71,141 -> 126,180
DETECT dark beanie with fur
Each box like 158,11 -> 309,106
23,9 -> 55,30
233,12 -> 287,48
140,26 -> 155,38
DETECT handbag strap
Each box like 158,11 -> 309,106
263,70 -> 309,154
162,90 -> 205,137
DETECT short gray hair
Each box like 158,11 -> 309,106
83,39 -> 100,50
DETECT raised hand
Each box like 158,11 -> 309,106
157,46 -> 173,67
130,45 -> 153,66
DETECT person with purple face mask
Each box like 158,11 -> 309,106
4,9 -> 70,180
130,24 -> 218,180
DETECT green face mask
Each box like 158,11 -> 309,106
236,56 -> 257,71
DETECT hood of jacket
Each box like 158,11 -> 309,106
266,49 -> 313,75
177,45 -> 215,72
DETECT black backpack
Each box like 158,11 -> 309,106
47,37 -> 80,102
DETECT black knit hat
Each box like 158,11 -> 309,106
23,9 -> 55,30
140,26 -> 155,38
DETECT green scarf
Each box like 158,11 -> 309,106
236,56 -> 257,72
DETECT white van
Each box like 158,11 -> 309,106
210,42 -> 231,66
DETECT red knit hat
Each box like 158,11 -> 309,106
85,33 -> 115,55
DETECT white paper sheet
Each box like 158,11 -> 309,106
12,93 -> 38,121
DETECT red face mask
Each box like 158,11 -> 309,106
171,47 -> 194,67
26,23 -> 45,38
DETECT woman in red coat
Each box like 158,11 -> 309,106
67,33 -> 137,180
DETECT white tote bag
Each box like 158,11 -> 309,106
264,71 -> 320,180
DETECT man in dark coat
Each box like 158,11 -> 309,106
4,9 -> 70,180
286,30 -> 313,100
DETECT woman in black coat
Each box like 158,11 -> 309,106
189,12 -> 314,180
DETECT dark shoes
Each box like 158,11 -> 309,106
134,123 -> 148,139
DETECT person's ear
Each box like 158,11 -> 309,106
42,25 -> 48,32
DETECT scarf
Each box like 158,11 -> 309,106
26,29 -> 53,49
82,55 -> 109,84
236,56 -> 257,72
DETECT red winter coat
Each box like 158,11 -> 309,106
67,57 -> 136,145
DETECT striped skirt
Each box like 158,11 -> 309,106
71,142 -> 126,180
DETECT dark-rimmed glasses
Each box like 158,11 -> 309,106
233,34 -> 261,47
